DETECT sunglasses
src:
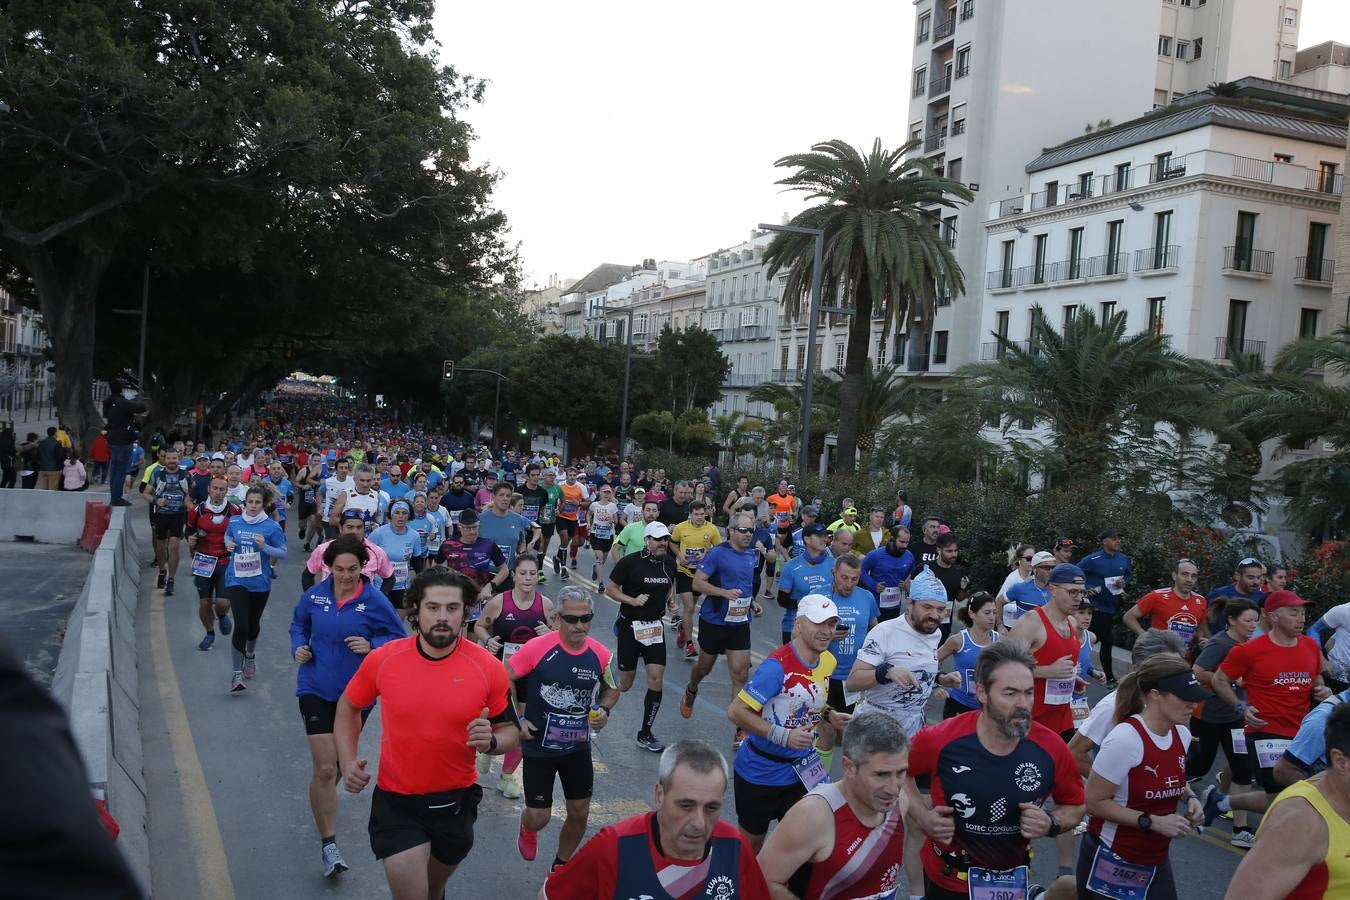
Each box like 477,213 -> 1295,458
559,613 -> 595,624
649,535 -> 670,543
731,526 -> 755,534
1020,555 -> 1034,562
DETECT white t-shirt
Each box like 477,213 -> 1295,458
855,615 -> 942,737
622,502 -> 642,525
1079,689 -> 1120,746
588,501 -> 619,539
321,475 -> 354,516
998,568 -> 1029,601
1322,602 -> 1350,675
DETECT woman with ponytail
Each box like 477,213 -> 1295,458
936,591 -> 999,719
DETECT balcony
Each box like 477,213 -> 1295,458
1081,252 -> 1129,279
1214,337 -> 1266,361
933,17 -> 956,41
1222,246 -> 1274,277
981,340 -> 1032,361
928,74 -> 952,98
906,352 -> 930,373
771,368 -> 803,384
1306,170 -> 1344,194
924,131 -> 947,153
936,294 -> 954,308
1294,256 -> 1335,284
960,0 -> 975,20
723,373 -> 764,387
1134,245 -> 1180,274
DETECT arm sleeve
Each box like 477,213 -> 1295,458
371,544 -> 394,579
369,599 -> 408,649
1090,723 -> 1144,786
856,627 -> 887,667
859,552 -> 878,591
263,524 -> 288,558
344,651 -> 381,708
305,543 -> 325,575
697,547 -> 720,578
289,596 -> 311,654
737,658 -> 785,712
484,653 -> 512,719
1194,640 -> 1228,671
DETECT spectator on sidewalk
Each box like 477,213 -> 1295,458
0,423 -> 16,489
62,451 -> 88,492
36,427 -> 64,490
89,430 -> 110,485
103,378 -> 147,506
17,432 -> 39,489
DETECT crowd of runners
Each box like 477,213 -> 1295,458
124,388 -> 1350,900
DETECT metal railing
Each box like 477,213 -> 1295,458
961,0 -> 975,20
1214,337 -> 1266,360
916,26 -> 929,44
933,18 -> 956,40
936,294 -> 954,307
1294,256 -> 1335,283
928,74 -> 952,97
951,119 -> 966,135
912,79 -> 927,98
1081,252 -> 1129,278
906,352 -> 930,373
1306,170 -> 1344,194
771,368 -> 803,384
723,373 -> 765,387
1134,245 -> 1180,272
980,340 -> 1033,361
1222,246 -> 1275,275
956,63 -> 970,79
924,131 -> 947,153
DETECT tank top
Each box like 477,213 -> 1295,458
949,629 -> 998,710
767,493 -> 795,530
1088,717 -> 1186,864
1031,606 -> 1079,734
1261,777 -> 1350,900
559,482 -> 585,521
344,488 -> 380,530
793,781 -> 904,900
493,591 -> 547,663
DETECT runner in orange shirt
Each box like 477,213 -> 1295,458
1122,558 -> 1208,654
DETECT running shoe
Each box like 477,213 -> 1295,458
498,769 -> 523,799
164,578 -> 175,597
321,842 -> 348,878
559,566 -> 570,580
243,655 -> 257,679
553,554 -> 561,574
156,570 -> 166,589
597,580 -> 607,593
679,688 -> 696,719
218,613 -> 233,635
1105,678 -> 1119,689
636,733 -> 667,753
230,672 -> 246,693
1230,829 -> 1256,850
518,822 -> 537,861
1197,784 -> 1226,826
684,641 -> 697,660
198,632 -> 215,651
476,751 -> 492,776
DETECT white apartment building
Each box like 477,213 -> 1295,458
704,233 -> 780,420
0,288 -> 54,417
585,259 -> 700,342
907,0 -> 1302,374
979,78 -> 1346,472
602,282 -> 708,354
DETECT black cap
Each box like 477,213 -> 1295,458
458,509 -> 479,525
1143,671 -> 1210,702
1099,528 -> 1121,540
802,523 -> 828,537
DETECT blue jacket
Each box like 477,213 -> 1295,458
289,577 -> 406,701
1078,549 -> 1132,614
860,545 -> 917,593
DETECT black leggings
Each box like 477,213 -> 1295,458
1090,609 -> 1117,680
224,586 -> 270,654
1186,716 -> 1254,784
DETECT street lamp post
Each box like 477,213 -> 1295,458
616,307 -> 655,460
110,261 -> 151,391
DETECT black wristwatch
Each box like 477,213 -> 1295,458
1137,812 -> 1152,832
1046,817 -> 1062,838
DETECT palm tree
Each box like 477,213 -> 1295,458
748,379 -> 837,469
712,411 -> 756,467
961,306 -> 1189,491
762,138 -> 972,473
823,360 -> 924,457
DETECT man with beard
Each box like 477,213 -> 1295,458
336,568 -> 520,900
439,472 -> 476,528
905,641 -> 1085,900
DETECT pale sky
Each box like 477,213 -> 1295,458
434,1 -> 1350,289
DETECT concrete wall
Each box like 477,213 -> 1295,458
0,487 -> 107,543
49,507 -> 148,894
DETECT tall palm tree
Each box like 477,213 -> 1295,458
762,139 -> 972,473
961,306 -> 1190,491
824,360 -> 924,456
712,411 -> 756,467
748,379 -> 838,469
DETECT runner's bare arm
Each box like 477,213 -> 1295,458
1222,794 -> 1326,900
756,795 -> 833,898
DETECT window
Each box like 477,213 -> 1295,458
952,112 -> 966,135
1284,11 -> 1297,26
943,215 -> 958,248
1176,40 -> 1189,60
814,344 -> 823,371
1158,35 -> 1172,57
1153,210 -> 1173,261
1279,59 -> 1293,79
1044,180 -> 1059,208
1193,37 -> 1202,59
1226,300 -> 1249,352
1074,173 -> 1093,199
956,46 -> 971,78
834,342 -> 846,370
752,272 -> 760,296
910,121 -> 923,141
1147,297 -> 1166,336
1299,308 -> 1320,339
1233,211 -> 1257,270
995,310 -> 1010,342
961,0 -> 974,21
948,157 -> 963,182
780,344 -> 790,371
1068,228 -> 1085,278
917,12 -> 931,42
934,331 -> 949,365
1316,161 -> 1339,193
875,334 -> 887,364
1154,151 -> 1174,181
1100,300 -> 1118,323
1306,222 -> 1330,279
1113,162 -> 1130,192
1274,152 -> 1293,163
1000,240 -> 1015,287
1062,305 -> 1078,329
795,343 -> 806,372
913,67 -> 927,97
1033,234 -> 1048,283
1153,89 -> 1168,109
740,306 -> 760,327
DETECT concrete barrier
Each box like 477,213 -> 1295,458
0,488 -> 104,543
50,507 -> 149,895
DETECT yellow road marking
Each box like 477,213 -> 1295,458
150,588 -> 237,899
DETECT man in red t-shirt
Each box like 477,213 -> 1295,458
337,568 -> 519,899
539,740 -> 770,900
1208,589 -> 1331,816
1122,558 -> 1208,649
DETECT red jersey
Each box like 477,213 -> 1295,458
1135,588 -> 1207,646
1031,606 -> 1079,734
542,811 -> 770,900
1219,633 -> 1322,737
796,782 -> 903,900
187,501 -> 241,559
1089,717 -> 1188,864
344,635 -> 510,795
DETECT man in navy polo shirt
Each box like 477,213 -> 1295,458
1078,528 -> 1132,686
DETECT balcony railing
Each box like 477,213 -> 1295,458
1134,245 -> 1180,272
933,17 -> 956,40
1306,170 -> 1344,194
906,352 -> 930,373
1081,252 -> 1129,278
1214,337 -> 1267,361
723,373 -> 765,387
916,27 -> 929,44
981,340 -> 1032,361
951,119 -> 966,136
928,74 -> 952,97
956,63 -> 970,79
1294,256 -> 1335,283
960,0 -> 975,21
771,368 -> 803,384
924,131 -> 947,153
912,79 -> 927,98
936,294 -> 954,307
1222,246 -> 1275,275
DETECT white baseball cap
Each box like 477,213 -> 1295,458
798,594 -> 841,624
1031,550 -> 1057,568
643,521 -> 671,539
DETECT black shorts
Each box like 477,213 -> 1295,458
1186,717 -> 1254,785
616,617 -> 668,671
588,535 -> 614,554
368,784 -> 482,865
697,620 -> 751,656
555,519 -> 578,538
153,511 -> 187,540
1249,730 -> 1289,794
942,695 -> 978,720
538,522 -> 556,543
193,562 -> 226,600
675,571 -> 696,595
523,750 -> 594,808
826,678 -> 856,715
298,694 -> 371,736
732,771 -> 806,836
298,500 -> 316,519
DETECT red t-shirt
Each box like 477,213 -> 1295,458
1218,633 -> 1322,737
344,635 -> 510,795
1136,588 -> 1207,645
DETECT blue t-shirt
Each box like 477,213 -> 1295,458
368,524 -> 420,589
697,543 -> 760,626
1206,583 -> 1267,609
407,514 -> 436,557
269,476 -> 293,520
778,553 -> 835,605
223,516 -> 287,591
1007,579 -> 1050,617
1284,690 -> 1350,774
828,587 -> 879,679
1078,550 -> 1132,613
478,509 -> 531,569
380,477 -> 411,501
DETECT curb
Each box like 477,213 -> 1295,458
50,507 -> 150,895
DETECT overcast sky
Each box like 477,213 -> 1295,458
434,1 -> 1350,289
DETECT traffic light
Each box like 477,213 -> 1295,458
442,359 -> 455,379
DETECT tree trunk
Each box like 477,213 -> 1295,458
835,278 -> 874,473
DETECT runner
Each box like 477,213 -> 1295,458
585,484 -> 620,589
223,485 -> 289,693
1206,557 -> 1269,611
765,478 -> 796,534
329,463 -> 383,535
723,473 -> 751,523
507,586 -> 621,871
436,509 -> 509,622
936,591 -> 1000,719
813,555 -> 879,773
657,479 -> 693,528
294,456 -> 324,551
538,740 -> 771,899
319,457 -> 354,539
185,476 -> 238,650
613,498 -> 658,560
439,471 -> 475,528
853,508 -> 891,557
1007,562 -> 1085,743
606,522 -> 679,752
756,711 -> 908,900
288,534 -> 405,879
669,501 -> 722,659
996,544 -> 1036,605
553,468 -> 589,579
267,461 -> 294,536
1004,551 -> 1056,629
1123,559 -> 1208,652
304,510 -> 396,591
728,595 -> 850,851
779,504 -> 821,560
1079,528 -> 1133,687
406,492 -> 440,574
336,568 -> 520,900
367,500 -> 420,608
1078,655 -> 1210,900
475,554 -> 558,799
905,640 -> 1085,900
679,511 -> 764,748
826,506 -> 861,536
479,480 -> 539,574
859,525 -> 916,624
143,447 -> 191,596
776,523 -> 835,646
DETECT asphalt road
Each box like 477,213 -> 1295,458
135,516 -> 1246,899
1,541 -> 91,687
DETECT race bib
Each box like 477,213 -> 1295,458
1167,619 -> 1197,643
191,553 -> 218,578
503,641 -> 524,661
879,585 -> 903,609
792,751 -> 829,791
1086,843 -> 1156,900
521,505 -> 540,523
1253,737 -> 1291,769
726,596 -> 751,624
448,509 -> 461,525
561,500 -> 578,517
968,865 -> 1029,900
1044,677 -> 1075,705
1104,576 -> 1125,596
302,488 -> 316,504
1231,729 -> 1248,755
391,560 -> 410,590
1072,694 -> 1091,724
632,620 -> 663,646
233,548 -> 262,578
775,510 -> 790,528
542,712 -> 589,751
682,547 -> 705,567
